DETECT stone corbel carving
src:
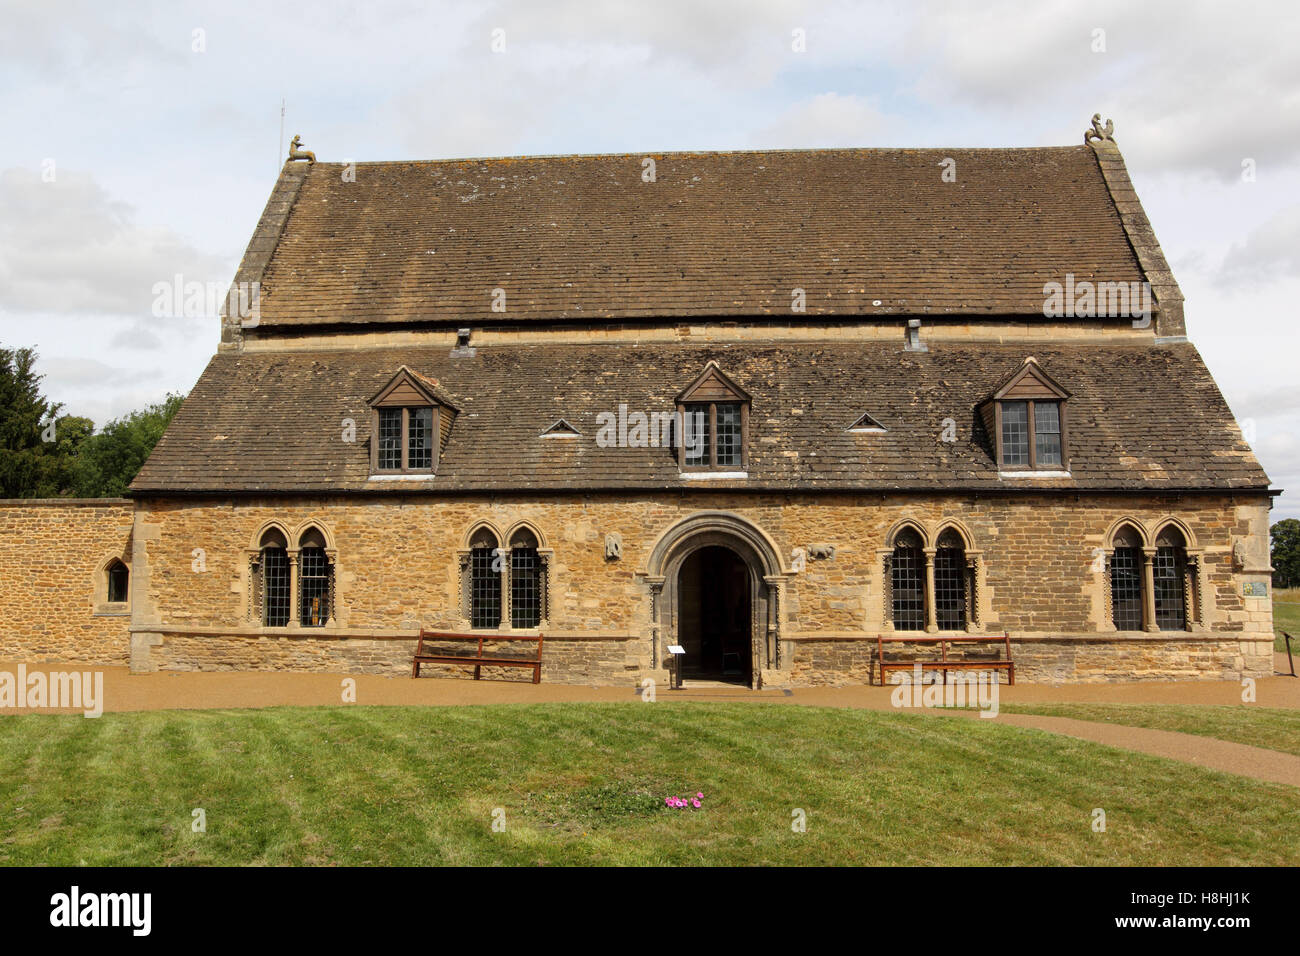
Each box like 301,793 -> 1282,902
808,542 -> 836,560
605,533 -> 623,561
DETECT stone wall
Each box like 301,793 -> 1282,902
128,490 -> 1275,685
0,499 -> 134,666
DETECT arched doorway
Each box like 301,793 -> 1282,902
643,511 -> 788,690
677,545 -> 752,684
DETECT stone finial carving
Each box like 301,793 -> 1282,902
1083,114 -> 1115,145
808,542 -> 836,560
288,134 -> 316,165
605,533 -> 623,561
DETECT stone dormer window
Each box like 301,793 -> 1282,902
676,362 -> 750,472
368,367 -> 457,475
980,358 -> 1070,472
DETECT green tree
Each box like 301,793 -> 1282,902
0,346 -> 81,497
68,393 -> 186,497
1272,519 -> 1300,590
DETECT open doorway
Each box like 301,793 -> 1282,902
676,545 -> 752,685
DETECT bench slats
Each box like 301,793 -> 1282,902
412,630 -> 544,684
877,632 -> 1014,686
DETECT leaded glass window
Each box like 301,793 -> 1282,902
891,529 -> 925,631
470,535 -> 501,630
1110,546 -> 1143,630
1154,546 -> 1187,631
408,407 -> 433,470
299,546 -> 331,626
715,403 -> 742,467
1000,401 -> 1029,467
1034,402 -> 1062,466
262,546 -> 290,627
683,406 -> 709,466
378,407 -> 403,470
934,531 -> 967,631
510,536 -> 540,629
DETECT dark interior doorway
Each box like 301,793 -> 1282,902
677,545 -> 752,685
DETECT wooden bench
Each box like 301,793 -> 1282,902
877,632 -> 1014,686
412,630 -> 544,684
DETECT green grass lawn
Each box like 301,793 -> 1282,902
1,703 -> 1296,866
1002,703 -> 1300,757
1274,587 -> 1300,652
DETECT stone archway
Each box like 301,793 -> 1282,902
643,512 -> 787,689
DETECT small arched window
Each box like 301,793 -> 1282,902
890,528 -> 925,631
256,528 -> 291,627
510,528 -> 542,629
1109,524 -> 1144,630
468,528 -> 502,629
298,527 -> 333,627
934,530 -> 967,631
1154,526 -> 1189,631
106,559 -> 129,604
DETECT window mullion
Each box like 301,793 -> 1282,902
401,407 -> 410,472
1027,400 -> 1037,469
709,403 -> 717,468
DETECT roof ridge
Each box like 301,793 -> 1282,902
300,144 -> 1094,167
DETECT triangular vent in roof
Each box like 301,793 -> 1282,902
540,419 -> 582,438
847,412 -> 887,433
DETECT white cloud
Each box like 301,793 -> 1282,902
750,92 -> 897,148
1218,205 -> 1300,287
0,168 -> 231,316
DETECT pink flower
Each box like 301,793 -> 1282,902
692,799 -> 701,808
696,792 -> 704,800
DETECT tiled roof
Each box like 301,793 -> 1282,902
246,146 -> 1145,327
130,341 -> 1269,494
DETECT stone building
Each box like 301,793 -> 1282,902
8,121 -> 1277,686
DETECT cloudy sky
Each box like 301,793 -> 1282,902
2,0 -> 1297,516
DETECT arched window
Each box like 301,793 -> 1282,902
298,527 -> 333,627
468,528 -> 502,629
890,528 -> 925,631
256,528 -> 291,627
509,529 -> 542,629
1109,524 -> 1144,630
934,530 -> 967,631
1154,526 -> 1189,631
106,559 -> 130,604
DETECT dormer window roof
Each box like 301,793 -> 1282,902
540,419 -> 581,438
675,362 -> 751,472
979,358 -> 1071,472
847,412 -> 887,434
368,367 -> 458,475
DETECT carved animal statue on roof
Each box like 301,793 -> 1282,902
288,134 -> 316,165
1084,114 -> 1114,144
